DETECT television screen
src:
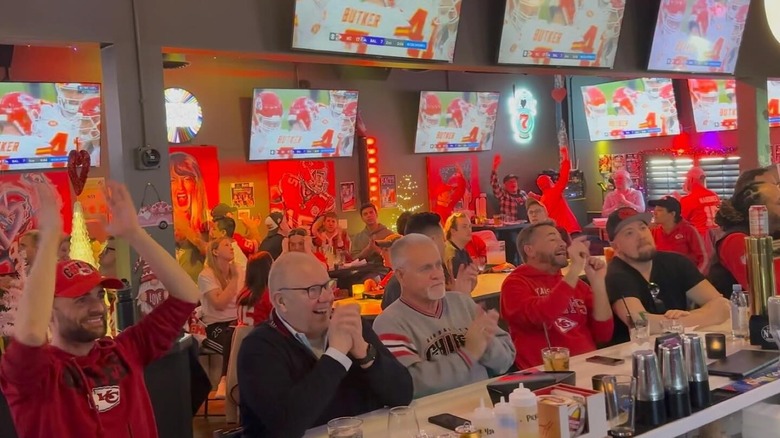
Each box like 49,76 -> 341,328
292,0 -> 461,62
498,0 -> 627,68
688,79 -> 737,132
413,91 -> 499,153
581,78 -> 681,141
249,89 -> 359,160
0,82 -> 101,170
769,79 -> 780,128
647,0 -> 751,74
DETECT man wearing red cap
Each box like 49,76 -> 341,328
0,181 -> 199,438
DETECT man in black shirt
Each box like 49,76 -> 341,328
604,208 -> 729,344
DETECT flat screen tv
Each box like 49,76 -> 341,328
688,79 -> 737,132
647,0 -> 751,74
0,82 -> 101,170
769,79 -> 780,128
581,78 -> 681,141
292,0 -> 461,62
498,0 -> 627,68
248,89 -> 359,160
413,91 -> 499,153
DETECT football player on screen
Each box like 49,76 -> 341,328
476,92 -> 499,149
659,0 -> 686,36
250,91 -> 284,159
432,0 -> 461,61
77,96 -> 102,163
415,92 -> 442,152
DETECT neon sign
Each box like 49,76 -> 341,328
508,88 -> 538,144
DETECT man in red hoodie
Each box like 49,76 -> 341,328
0,181 -> 199,438
530,147 -> 582,235
500,222 -> 613,369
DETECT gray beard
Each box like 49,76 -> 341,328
539,252 -> 568,269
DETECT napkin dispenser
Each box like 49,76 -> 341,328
487,370 -> 576,405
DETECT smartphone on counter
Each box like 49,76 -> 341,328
586,355 -> 625,366
428,413 -> 470,431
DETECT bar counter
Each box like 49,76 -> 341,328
304,332 -> 779,437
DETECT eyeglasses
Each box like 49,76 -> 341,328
648,282 -> 667,314
278,278 -> 338,300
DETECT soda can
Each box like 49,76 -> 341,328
749,205 -> 769,237
454,422 -> 481,438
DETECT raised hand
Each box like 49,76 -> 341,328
492,154 -> 502,171
567,236 -> 590,272
34,182 -> 63,237
328,303 -> 360,355
584,255 -> 607,282
104,181 -> 142,239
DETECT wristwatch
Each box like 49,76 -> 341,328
350,343 -> 377,366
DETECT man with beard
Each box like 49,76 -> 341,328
373,234 -> 515,398
501,223 -> 612,369
0,181 -> 199,438
605,208 -> 728,344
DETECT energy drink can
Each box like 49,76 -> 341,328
454,422 -> 481,437
749,205 -> 769,237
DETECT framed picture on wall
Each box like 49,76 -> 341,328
340,182 -> 356,212
380,175 -> 397,208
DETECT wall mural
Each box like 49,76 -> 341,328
426,154 -> 480,221
268,160 -> 336,229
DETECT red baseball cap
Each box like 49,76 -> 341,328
54,260 -> 125,298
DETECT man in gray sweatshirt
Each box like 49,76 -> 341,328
373,234 -> 516,398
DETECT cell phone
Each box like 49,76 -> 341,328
428,413 -> 470,431
586,355 -> 625,366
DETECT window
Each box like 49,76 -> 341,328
644,155 -> 740,200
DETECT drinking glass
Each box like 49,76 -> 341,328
603,375 -> 637,437
541,347 -> 570,371
476,256 -> 487,273
387,406 -> 420,438
768,297 -> 780,351
327,417 -> 363,438
630,319 -> 650,344
661,319 -> 684,334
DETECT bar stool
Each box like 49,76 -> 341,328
198,345 -> 224,418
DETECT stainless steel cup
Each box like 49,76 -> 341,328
632,350 -> 667,427
682,334 -> 711,408
659,341 -> 691,419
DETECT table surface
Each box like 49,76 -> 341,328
304,329 -> 780,437
473,222 -> 529,232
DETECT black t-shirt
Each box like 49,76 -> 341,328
605,251 -> 705,344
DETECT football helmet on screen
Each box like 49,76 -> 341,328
689,79 -> 719,107
724,80 -> 736,102
253,91 -> 284,133
476,92 -> 499,116
437,0 -> 461,25
340,100 -> 358,133
328,90 -> 358,116
419,93 -> 442,129
583,86 -> 607,118
659,0 -> 686,35
510,0 -> 541,29
77,96 -> 101,142
612,87 -> 638,115
56,83 -> 96,118
288,96 -> 318,131
0,92 -> 42,135
642,78 -> 666,99
446,98 -> 469,128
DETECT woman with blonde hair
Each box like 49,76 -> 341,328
198,236 -> 244,398
170,151 -> 209,281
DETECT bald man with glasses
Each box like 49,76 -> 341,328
237,252 -> 412,437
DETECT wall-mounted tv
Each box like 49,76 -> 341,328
0,82 -> 101,170
292,0 -> 461,62
498,0 -> 627,68
769,79 -> 780,128
413,91 -> 499,153
688,79 -> 736,132
249,89 -> 359,161
581,78 -> 681,141
647,0 -> 751,74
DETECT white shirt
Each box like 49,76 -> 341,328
275,310 -> 352,371
198,265 -> 244,325
232,241 -> 248,266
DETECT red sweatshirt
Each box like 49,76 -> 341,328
500,265 -> 613,369
719,232 -> 780,295
651,221 -> 707,271
538,159 -> 582,234
0,296 -> 196,438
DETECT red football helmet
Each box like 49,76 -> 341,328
329,90 -> 358,116
583,86 -> 607,118
340,100 -> 358,133
56,83 -> 95,118
659,0 -> 687,35
288,96 -> 317,131
643,78 -> 666,99
419,93 -> 442,129
77,96 -> 101,142
477,92 -> 499,116
724,79 -> 736,102
253,91 -> 283,133
446,98 -> 469,128
612,87 -> 637,115
0,92 -> 42,135
689,79 -> 719,106
690,0 -> 710,37
484,101 -> 498,128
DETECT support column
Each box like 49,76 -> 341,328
737,79 -> 771,170
101,41 -> 171,279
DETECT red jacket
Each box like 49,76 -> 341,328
465,235 -> 487,260
719,232 -> 780,295
500,264 -> 613,369
538,159 -> 581,234
0,297 -> 196,438
651,221 -> 707,271
680,185 -> 721,236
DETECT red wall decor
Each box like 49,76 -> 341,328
169,145 -> 220,237
268,160 -> 336,229
426,154 -> 480,221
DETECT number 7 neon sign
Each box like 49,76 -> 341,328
508,88 -> 538,144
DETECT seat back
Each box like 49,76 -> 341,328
225,324 -> 254,424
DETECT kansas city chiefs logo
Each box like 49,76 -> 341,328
554,317 -> 578,334
92,386 -> 121,412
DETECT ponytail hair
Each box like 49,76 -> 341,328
715,182 -> 766,229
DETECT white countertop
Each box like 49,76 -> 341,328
304,333 -> 780,437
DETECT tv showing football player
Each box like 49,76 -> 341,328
498,0 -> 627,68
647,0 -> 750,74
0,82 -> 101,170
688,79 -> 737,132
769,79 -> 780,128
581,78 -> 681,141
248,89 -> 359,161
413,91 -> 499,153
293,0 -> 462,62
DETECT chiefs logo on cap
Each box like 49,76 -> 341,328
617,208 -> 639,221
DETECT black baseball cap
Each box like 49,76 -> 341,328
606,207 -> 653,241
212,203 -> 237,219
648,196 -> 681,218
503,174 -> 519,183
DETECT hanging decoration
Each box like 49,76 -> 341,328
137,183 -> 174,230
389,174 -> 424,232
70,203 -> 97,266
551,74 -> 567,103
